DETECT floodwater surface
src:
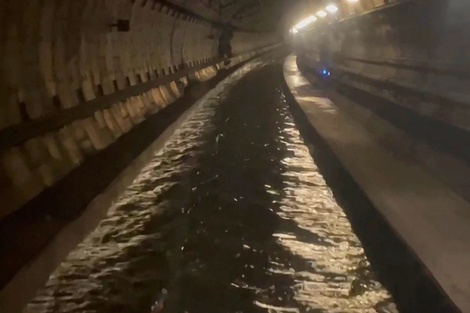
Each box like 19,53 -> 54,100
26,53 -> 396,313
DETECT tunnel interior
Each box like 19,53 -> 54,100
1,0 -> 469,312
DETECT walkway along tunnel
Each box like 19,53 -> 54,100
0,0 -> 469,312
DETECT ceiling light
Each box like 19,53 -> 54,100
326,4 -> 339,13
316,10 -> 327,17
294,15 -> 317,30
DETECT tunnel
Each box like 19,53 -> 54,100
0,0 -> 469,312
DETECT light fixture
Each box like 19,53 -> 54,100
290,27 -> 299,34
346,0 -> 359,2
316,10 -> 327,17
294,15 -> 317,30
326,4 -> 339,13
320,68 -> 331,77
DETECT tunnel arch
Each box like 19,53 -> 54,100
2,0 -> 470,312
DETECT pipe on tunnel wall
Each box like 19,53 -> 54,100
295,0 -> 470,205
0,0 -> 279,220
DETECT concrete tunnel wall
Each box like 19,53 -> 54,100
0,0 -> 279,220
296,0 -> 470,206
0,1 -> 281,311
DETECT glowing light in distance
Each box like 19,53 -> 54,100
326,4 -> 339,13
316,10 -> 327,17
294,15 -> 317,30
290,27 -> 299,34
346,0 -> 359,2
320,69 -> 331,76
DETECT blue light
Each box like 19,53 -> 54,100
320,68 -> 331,77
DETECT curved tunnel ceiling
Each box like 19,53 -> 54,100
167,0 -> 309,31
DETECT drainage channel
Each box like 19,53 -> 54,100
26,52 -> 397,313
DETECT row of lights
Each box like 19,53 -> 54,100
290,0 -> 359,33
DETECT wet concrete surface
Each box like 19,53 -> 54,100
291,59 -> 460,313
26,53 -> 397,313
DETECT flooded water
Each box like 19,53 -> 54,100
26,54 -> 396,313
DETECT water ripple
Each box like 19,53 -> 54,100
25,55 -> 397,313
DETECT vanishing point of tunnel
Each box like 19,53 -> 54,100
1,1 -> 470,313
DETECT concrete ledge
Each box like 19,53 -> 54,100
298,54 -> 470,209
283,54 -> 470,313
327,84 -> 470,212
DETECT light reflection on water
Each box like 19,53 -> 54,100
25,55 -> 397,313
264,98 -> 395,312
